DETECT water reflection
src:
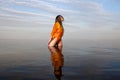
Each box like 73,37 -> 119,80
48,46 -> 64,80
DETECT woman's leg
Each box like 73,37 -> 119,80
58,39 -> 63,46
48,38 -> 58,47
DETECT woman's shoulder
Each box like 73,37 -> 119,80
55,22 -> 60,28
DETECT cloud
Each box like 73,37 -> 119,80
0,0 -> 120,29
0,0 -> 79,22
12,0 -> 78,14
68,1 -> 120,28
0,7 -> 53,26
0,7 -> 50,17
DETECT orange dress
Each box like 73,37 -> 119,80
51,22 -> 64,41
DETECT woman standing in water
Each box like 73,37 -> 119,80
48,15 -> 64,47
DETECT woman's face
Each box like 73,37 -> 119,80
60,17 -> 64,21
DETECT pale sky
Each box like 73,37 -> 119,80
0,0 -> 120,40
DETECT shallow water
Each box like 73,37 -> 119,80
0,39 -> 120,80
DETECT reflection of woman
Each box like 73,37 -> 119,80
48,46 -> 64,80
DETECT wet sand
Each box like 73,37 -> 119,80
0,39 -> 120,80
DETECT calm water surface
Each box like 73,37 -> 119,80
0,39 -> 120,80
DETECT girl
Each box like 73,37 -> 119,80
48,15 -> 64,47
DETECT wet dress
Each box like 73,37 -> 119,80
51,22 -> 64,41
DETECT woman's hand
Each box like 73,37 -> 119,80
48,36 -> 53,45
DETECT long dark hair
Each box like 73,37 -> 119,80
55,15 -> 64,27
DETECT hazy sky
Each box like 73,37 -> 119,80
0,0 -> 120,40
